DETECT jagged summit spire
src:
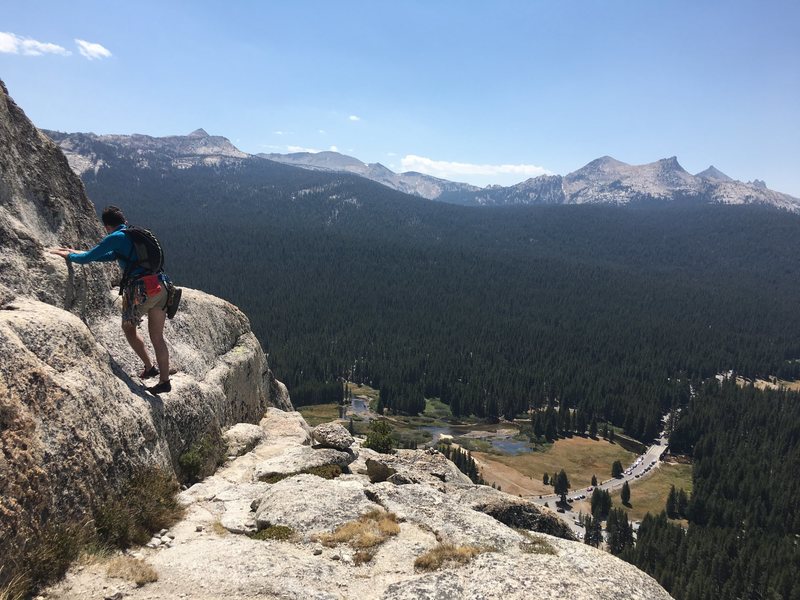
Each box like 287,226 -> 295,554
188,128 -> 210,138
696,165 -> 733,182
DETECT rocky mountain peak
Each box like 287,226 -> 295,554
696,165 -> 733,182
657,156 -> 686,172
188,127 -> 210,137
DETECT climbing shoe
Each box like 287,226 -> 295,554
146,380 -> 172,395
166,287 -> 182,319
139,365 -> 159,379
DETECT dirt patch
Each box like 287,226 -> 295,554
476,436 -> 636,495
472,454 -> 547,496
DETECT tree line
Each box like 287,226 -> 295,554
80,154 -> 800,449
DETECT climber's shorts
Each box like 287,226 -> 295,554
122,276 -> 169,326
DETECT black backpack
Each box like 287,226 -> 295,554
120,226 -> 165,286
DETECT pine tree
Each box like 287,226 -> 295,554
611,460 -> 623,478
591,488 -> 612,520
543,473 -> 549,485
554,469 -> 570,504
591,474 -> 598,487
666,485 -> 678,518
606,507 -> 634,555
677,488 -> 689,518
584,515 -> 602,547
621,481 -> 631,506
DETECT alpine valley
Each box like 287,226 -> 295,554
37,125 -> 800,600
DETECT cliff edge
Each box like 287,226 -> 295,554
0,79 -> 291,586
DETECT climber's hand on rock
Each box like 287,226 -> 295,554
49,247 -> 73,258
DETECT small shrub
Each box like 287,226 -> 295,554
94,467 -> 183,548
211,521 -> 229,536
414,543 -> 483,571
106,556 -> 158,586
178,429 -> 226,483
363,420 -> 394,454
353,550 -> 375,565
317,510 -> 400,549
262,464 -> 344,484
248,525 -> 295,541
519,531 -> 557,555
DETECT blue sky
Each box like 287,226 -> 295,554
2,1 -> 799,194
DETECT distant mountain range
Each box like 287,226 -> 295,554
257,151 -> 481,200
44,128 -> 800,212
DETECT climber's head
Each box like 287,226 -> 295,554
101,205 -> 126,232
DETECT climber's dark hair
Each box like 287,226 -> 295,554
101,205 -> 126,227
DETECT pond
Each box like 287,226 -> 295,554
351,397 -> 369,414
420,425 -> 532,455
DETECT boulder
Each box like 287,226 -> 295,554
360,448 -> 471,487
365,457 -> 397,483
259,408 -> 312,446
254,474 -> 377,535
366,482 -> 523,551
380,546 -> 672,600
254,445 -> 357,481
453,486 -> 574,540
311,422 -> 354,450
223,423 -> 266,457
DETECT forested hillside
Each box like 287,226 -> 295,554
629,380 -> 800,599
78,157 -> 800,444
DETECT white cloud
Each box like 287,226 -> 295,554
348,115 -> 360,122
318,129 -> 327,134
273,130 -> 293,136
287,145 -> 320,153
400,154 -> 551,180
387,152 -> 397,157
75,39 -> 112,60
329,145 -> 339,152
0,32 -> 70,56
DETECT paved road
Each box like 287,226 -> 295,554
529,427 -> 670,535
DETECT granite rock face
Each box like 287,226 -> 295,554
0,79 -> 291,576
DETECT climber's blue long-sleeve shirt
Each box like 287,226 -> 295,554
68,225 -> 146,278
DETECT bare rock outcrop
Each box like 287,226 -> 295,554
0,79 -> 290,579
44,411 -> 673,600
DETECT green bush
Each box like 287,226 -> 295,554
178,429 -> 226,483
261,464 -> 343,484
363,420 -> 394,454
248,525 -> 295,541
94,467 -> 183,548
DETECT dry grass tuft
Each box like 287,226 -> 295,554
0,571 -> 28,600
519,531 -> 557,555
353,550 -> 375,565
414,543 -> 483,571
211,521 -> 229,536
106,556 -> 158,587
94,467 -> 184,548
317,510 -> 400,550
